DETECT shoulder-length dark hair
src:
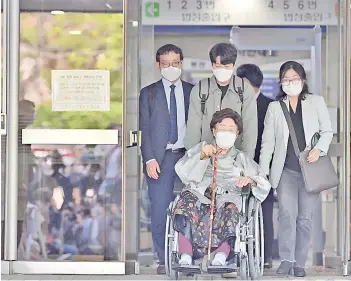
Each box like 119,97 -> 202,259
276,61 -> 311,101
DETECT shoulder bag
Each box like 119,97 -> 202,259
280,101 -> 339,193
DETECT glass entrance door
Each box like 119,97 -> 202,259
138,0 -> 351,276
2,0 -> 140,274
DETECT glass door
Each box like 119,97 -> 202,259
2,0 -> 141,274
340,0 -> 351,274
1,0 -> 8,274
138,0 -> 351,276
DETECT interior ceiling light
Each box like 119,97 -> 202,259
51,10 -> 64,15
69,30 -> 81,35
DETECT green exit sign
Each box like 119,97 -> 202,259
145,2 -> 160,18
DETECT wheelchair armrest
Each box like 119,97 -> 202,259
241,184 -> 251,196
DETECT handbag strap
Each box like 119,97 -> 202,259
279,101 -> 300,158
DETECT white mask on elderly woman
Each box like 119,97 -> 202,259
215,131 -> 237,149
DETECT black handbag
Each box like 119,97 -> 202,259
280,101 -> 339,193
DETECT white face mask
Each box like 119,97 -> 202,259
282,82 -> 303,97
213,68 -> 233,83
62,156 -> 75,166
161,67 -> 182,82
215,131 -> 237,150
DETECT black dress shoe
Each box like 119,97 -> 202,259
294,266 -> 306,277
276,261 -> 294,275
157,264 -> 166,275
264,258 -> 273,269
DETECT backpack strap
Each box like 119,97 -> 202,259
199,78 -> 210,115
147,83 -> 157,116
233,76 -> 245,114
233,75 -> 245,103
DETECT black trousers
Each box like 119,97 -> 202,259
262,188 -> 275,262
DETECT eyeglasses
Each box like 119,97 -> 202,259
216,126 -> 238,134
281,78 -> 301,86
160,61 -> 181,68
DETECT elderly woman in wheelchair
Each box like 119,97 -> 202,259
169,109 -> 271,276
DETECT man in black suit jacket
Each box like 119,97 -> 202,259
237,64 -> 275,268
139,44 -> 193,274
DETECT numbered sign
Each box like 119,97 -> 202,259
142,0 -> 337,26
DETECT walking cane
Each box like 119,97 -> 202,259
207,150 -> 220,262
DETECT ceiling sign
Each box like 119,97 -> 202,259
142,0 -> 338,26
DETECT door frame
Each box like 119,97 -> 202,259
2,0 -> 141,275
341,0 -> 351,275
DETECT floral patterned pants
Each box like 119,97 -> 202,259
173,191 -> 239,258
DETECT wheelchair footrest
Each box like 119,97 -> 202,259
172,263 -> 201,275
206,261 -> 237,274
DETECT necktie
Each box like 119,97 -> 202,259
169,84 -> 178,144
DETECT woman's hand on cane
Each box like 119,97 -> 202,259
201,144 -> 217,159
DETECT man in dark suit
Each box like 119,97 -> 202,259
139,44 -> 193,274
237,64 -> 275,269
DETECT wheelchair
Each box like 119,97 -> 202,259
164,185 -> 264,280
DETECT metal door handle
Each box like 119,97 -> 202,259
1,113 -> 6,136
127,130 -> 141,148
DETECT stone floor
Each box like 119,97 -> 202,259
2,264 -> 350,281
1,274 -> 350,281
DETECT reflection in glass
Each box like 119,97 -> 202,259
17,11 -> 123,261
20,12 -> 123,128
1,136 -> 5,259
17,142 -> 122,261
139,174 -> 152,253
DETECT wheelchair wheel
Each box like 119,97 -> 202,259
240,255 -> 249,280
247,198 -> 264,280
248,237 -> 257,280
165,206 -> 171,277
165,202 -> 179,280
257,204 -> 264,277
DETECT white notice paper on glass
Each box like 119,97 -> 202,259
51,70 -> 110,111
